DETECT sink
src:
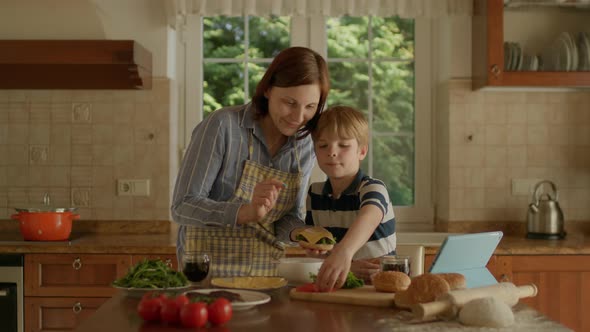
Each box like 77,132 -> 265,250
397,232 -> 460,246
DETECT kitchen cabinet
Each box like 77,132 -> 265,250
426,254 -> 590,332
496,255 -> 590,332
24,297 -> 109,332
472,0 -> 590,89
24,254 -> 132,332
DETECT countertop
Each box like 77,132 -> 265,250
1,231 -> 590,255
73,286 -> 570,332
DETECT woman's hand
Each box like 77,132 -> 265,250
237,178 -> 284,224
315,246 -> 353,292
350,259 -> 380,284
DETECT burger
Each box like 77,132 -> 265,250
295,227 -> 336,251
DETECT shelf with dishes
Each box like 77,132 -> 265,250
473,0 -> 590,88
504,32 -> 590,72
504,0 -> 590,9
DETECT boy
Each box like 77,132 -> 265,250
292,105 -> 396,291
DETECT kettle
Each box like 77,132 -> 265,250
526,180 -> 566,239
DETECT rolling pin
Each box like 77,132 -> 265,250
412,282 -> 537,320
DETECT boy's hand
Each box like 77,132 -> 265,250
315,245 -> 354,292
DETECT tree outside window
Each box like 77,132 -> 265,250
201,15 -> 415,206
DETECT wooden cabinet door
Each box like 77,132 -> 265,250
25,297 -> 109,332
25,254 -> 132,297
496,255 -> 590,332
132,254 -> 178,270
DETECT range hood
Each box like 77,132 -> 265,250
0,40 -> 152,90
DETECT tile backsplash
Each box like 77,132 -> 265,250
0,79 -> 173,220
437,80 -> 590,224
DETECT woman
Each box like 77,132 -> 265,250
171,47 -> 330,277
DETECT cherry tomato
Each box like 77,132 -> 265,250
180,302 -> 208,328
174,294 -> 190,307
137,298 -> 161,322
207,298 -> 233,326
160,299 -> 181,324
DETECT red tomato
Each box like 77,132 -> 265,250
180,302 -> 208,328
137,298 -> 161,322
295,283 -> 319,293
207,298 -> 233,326
174,294 -> 190,307
160,299 -> 181,324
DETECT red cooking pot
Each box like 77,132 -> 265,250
11,194 -> 80,241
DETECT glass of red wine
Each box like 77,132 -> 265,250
180,252 -> 210,286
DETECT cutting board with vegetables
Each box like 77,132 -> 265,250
289,285 -> 395,307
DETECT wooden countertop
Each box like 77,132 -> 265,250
1,231 -> 590,255
73,287 -> 569,332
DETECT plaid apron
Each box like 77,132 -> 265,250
184,130 -> 303,277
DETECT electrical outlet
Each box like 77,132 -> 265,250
511,178 -> 542,196
117,179 -> 150,196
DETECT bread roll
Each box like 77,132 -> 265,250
394,273 -> 451,308
372,271 -> 411,293
436,273 -> 466,290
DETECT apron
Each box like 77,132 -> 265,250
184,130 -> 303,277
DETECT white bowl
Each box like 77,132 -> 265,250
277,257 -> 323,285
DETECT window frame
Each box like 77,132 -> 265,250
182,15 -> 434,229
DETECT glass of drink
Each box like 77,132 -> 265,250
180,252 -> 210,286
380,255 -> 411,276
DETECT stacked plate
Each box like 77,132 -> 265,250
578,32 -> 590,71
542,32 -> 590,71
504,42 -> 539,71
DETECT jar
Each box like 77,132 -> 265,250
380,255 -> 411,276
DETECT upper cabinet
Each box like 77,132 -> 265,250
472,0 -> 590,89
0,40 -> 152,90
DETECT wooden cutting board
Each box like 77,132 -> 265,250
289,286 -> 396,307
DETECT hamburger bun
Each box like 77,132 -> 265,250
296,226 -> 336,251
372,271 -> 411,293
394,273 -> 451,308
436,273 -> 466,290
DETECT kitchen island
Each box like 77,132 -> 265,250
0,221 -> 589,331
74,286 -> 570,332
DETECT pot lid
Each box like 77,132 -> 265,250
14,193 -> 77,213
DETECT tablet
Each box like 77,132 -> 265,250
428,231 -> 503,288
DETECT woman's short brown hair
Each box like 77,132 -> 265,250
252,47 -> 330,138
312,105 -> 369,147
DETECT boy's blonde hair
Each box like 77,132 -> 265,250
312,105 -> 369,146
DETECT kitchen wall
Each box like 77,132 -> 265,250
2,3 -> 590,227
437,81 -> 590,225
0,1 -> 179,222
0,80 -> 175,220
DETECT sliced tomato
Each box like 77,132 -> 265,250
295,283 -> 319,293
295,283 -> 335,293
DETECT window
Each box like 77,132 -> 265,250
183,15 -> 433,227
202,16 -> 290,117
